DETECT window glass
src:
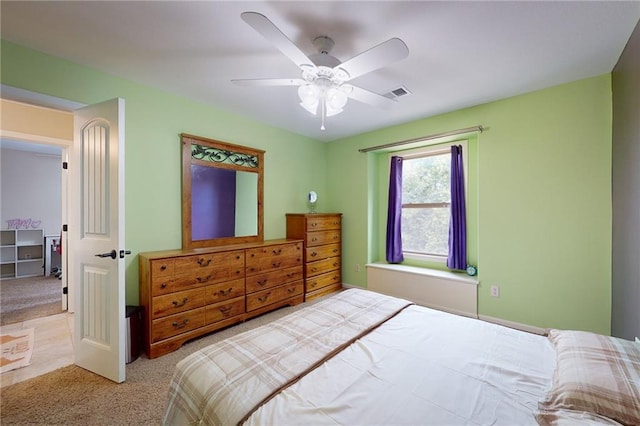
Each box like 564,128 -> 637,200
401,150 -> 450,257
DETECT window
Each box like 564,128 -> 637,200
394,141 -> 467,262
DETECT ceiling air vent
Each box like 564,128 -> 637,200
385,86 -> 411,99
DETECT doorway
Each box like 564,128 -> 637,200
0,139 -> 66,325
0,94 -> 75,383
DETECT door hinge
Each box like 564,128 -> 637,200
62,162 -> 68,170
62,287 -> 68,295
62,224 -> 68,232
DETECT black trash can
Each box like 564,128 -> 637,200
125,305 -> 142,363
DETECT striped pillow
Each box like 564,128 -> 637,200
537,330 -> 640,425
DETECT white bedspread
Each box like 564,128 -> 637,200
246,303 -> 556,425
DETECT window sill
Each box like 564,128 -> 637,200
367,262 -> 479,286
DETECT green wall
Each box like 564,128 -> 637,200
1,40 -> 326,304
327,75 -> 612,334
2,40 -> 613,334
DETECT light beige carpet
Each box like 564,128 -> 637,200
0,297 -> 324,425
0,328 -> 34,373
0,276 -> 63,326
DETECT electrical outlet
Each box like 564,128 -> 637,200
490,285 -> 500,298
355,263 -> 361,273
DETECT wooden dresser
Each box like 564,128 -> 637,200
286,213 -> 342,301
139,239 -> 303,358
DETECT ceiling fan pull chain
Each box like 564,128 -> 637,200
321,99 -> 326,131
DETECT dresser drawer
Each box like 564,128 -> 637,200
205,279 -> 245,304
306,270 -> 341,293
246,242 -> 302,264
151,274 -> 187,296
246,243 -> 302,275
245,266 -> 303,293
246,281 -> 303,312
306,257 -> 341,278
305,216 -> 341,231
205,296 -> 245,324
152,267 -> 242,295
174,250 -> 244,275
306,243 -> 341,262
181,265 -> 245,290
151,308 -> 206,342
151,288 -> 205,319
306,230 -> 340,247
151,259 -> 175,278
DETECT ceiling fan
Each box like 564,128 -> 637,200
232,12 -> 409,131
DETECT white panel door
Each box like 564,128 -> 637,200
70,98 -> 126,383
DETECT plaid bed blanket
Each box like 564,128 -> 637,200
162,288 -> 413,425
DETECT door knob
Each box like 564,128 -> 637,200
95,250 -> 117,259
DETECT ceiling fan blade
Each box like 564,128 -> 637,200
241,12 -> 315,70
232,78 -> 305,87
337,38 -> 409,81
347,85 -> 397,109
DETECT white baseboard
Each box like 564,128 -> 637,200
478,314 -> 548,335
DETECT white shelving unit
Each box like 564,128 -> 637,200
0,229 -> 44,279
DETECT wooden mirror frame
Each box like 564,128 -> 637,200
181,133 -> 264,249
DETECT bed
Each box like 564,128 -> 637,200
163,288 -> 640,425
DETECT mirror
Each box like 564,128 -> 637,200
181,133 -> 264,249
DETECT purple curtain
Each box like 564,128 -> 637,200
447,145 -> 467,270
386,156 -> 404,263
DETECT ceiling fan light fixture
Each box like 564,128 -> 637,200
300,100 -> 319,115
326,87 -> 348,111
298,84 -> 320,115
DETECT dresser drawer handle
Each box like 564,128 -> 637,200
311,267 -> 317,272
333,235 -> 338,240
310,281 -> 317,288
333,221 -> 339,225
311,222 -> 317,228
236,255 -> 241,260
333,249 -> 338,253
257,279 -> 267,286
219,306 -> 232,316
272,262 -> 281,268
333,275 -> 339,281
258,293 -> 271,303
172,298 -> 188,307
333,262 -> 339,267
286,272 -> 296,278
197,258 -> 212,267
172,319 -> 189,329
218,288 -> 233,296
310,251 -> 318,257
197,275 -> 212,283
160,283 -> 167,289
160,264 -> 168,271
272,248 -> 282,255
287,287 -> 296,293
311,237 -> 318,242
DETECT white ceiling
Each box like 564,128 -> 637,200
1,1 -> 639,142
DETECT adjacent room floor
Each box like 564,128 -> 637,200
0,312 -> 74,387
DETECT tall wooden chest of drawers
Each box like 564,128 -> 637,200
286,213 -> 342,301
139,239 -> 303,358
